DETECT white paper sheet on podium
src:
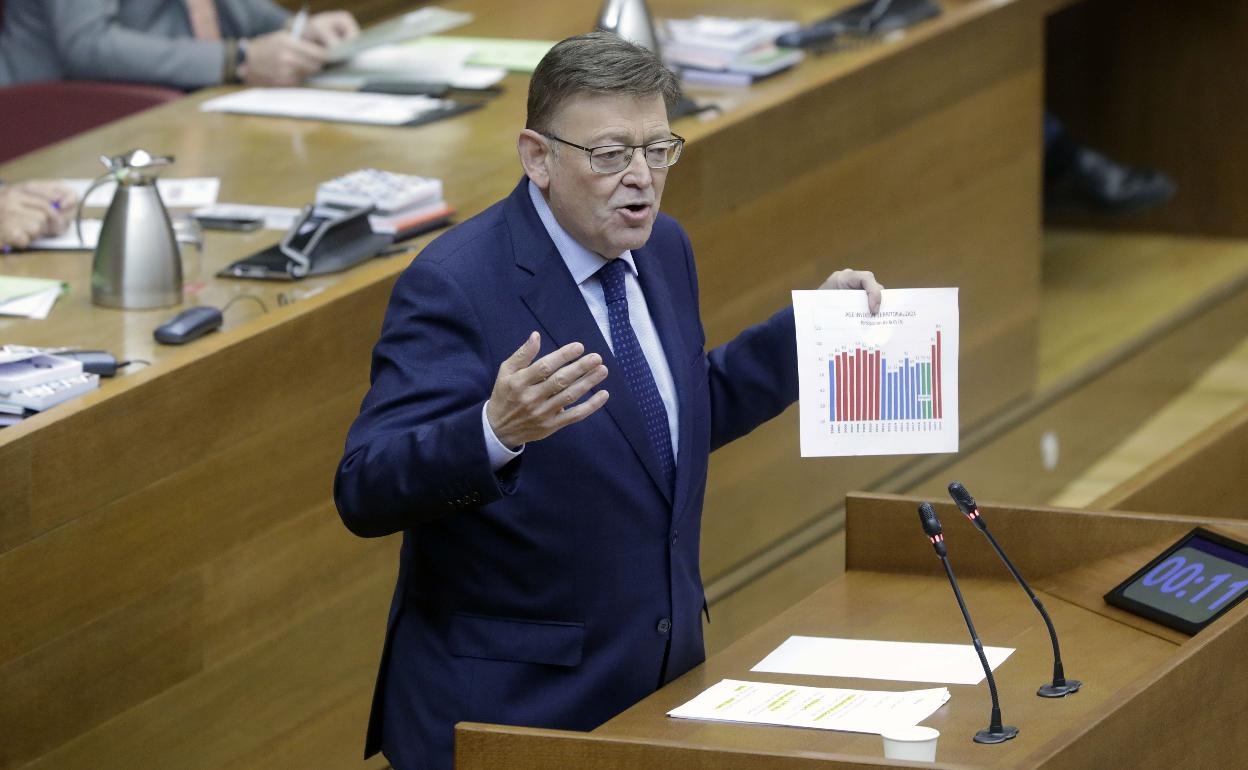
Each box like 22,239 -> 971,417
752,636 -> 1014,686
668,679 -> 950,734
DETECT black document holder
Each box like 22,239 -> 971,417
218,205 -> 392,281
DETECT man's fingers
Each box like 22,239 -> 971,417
310,13 -> 360,46
500,332 -> 541,376
544,352 -> 602,395
520,341 -> 585,386
820,268 -> 885,315
853,271 -> 885,315
541,363 -> 608,413
554,389 -> 610,428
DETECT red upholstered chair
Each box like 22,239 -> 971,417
0,81 -> 184,164
0,0 -> 184,164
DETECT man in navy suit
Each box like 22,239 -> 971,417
334,32 -> 882,770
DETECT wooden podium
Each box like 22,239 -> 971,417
456,493 -> 1248,768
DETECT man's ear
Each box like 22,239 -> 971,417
518,129 -> 552,190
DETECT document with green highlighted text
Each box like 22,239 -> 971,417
667,679 -> 950,734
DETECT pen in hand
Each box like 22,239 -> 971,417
289,4 -> 309,40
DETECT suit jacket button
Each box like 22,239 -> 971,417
671,529 -> 679,545
656,617 -> 671,635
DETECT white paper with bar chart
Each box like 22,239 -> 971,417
793,288 -> 959,457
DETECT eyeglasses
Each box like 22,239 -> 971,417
545,133 -> 685,174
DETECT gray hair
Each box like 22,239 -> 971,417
526,31 -> 681,135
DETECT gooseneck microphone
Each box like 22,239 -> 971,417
948,482 -> 1082,698
919,502 -> 1019,745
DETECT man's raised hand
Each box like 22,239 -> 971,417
486,332 -> 610,449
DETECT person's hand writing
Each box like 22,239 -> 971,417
241,30 -> 328,86
0,181 -> 77,251
301,11 -> 360,48
486,332 -> 610,449
820,268 -> 884,314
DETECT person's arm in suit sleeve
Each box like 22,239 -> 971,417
45,0 -> 228,89
335,259 -> 517,538
676,229 -> 880,451
706,303 -> 800,452
242,0 -> 293,34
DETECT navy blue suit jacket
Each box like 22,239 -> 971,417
334,178 -> 799,770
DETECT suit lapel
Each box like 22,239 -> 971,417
505,181 -> 674,504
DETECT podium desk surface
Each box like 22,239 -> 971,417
596,572 -> 1172,767
582,496 -> 1248,769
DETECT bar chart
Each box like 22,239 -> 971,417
793,288 -> 959,457
827,332 -> 943,426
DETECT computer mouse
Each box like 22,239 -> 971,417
153,305 -> 224,345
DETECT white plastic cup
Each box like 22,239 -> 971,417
881,725 -> 940,762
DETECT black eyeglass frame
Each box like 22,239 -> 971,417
544,133 -> 686,173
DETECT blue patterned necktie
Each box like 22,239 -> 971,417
598,258 -> 675,493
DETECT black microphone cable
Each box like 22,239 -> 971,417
919,501 -> 1019,744
948,482 -> 1082,698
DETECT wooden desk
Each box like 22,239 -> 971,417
0,2 -> 1044,767
458,493 -> 1248,768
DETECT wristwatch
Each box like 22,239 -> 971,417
226,38 -> 249,83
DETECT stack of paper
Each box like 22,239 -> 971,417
326,6 -> 474,64
663,16 -> 804,87
401,36 -> 556,73
669,679 -> 950,734
200,88 -> 456,127
0,276 -> 67,319
313,41 -> 507,91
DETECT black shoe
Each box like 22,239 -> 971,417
1045,146 -> 1176,216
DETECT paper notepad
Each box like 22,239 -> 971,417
29,219 -> 101,251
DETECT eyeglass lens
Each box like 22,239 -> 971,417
590,140 -> 681,173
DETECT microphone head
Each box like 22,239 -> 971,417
948,481 -> 977,514
918,502 -> 943,538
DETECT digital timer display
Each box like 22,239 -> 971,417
1106,528 -> 1248,635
